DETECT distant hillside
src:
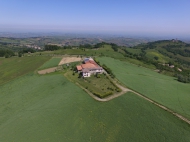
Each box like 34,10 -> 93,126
1,37 -> 189,83
122,39 -> 190,82
0,36 -> 150,52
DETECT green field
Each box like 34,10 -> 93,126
98,57 -> 190,119
0,73 -> 190,141
0,56 -> 50,85
38,57 -> 62,70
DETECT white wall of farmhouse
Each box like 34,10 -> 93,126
83,72 -> 90,77
89,69 -> 103,74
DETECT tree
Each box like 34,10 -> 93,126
154,56 -> 159,60
18,52 -> 22,57
5,54 -> 9,58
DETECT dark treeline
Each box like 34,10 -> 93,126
164,45 -> 190,57
102,64 -> 115,78
94,58 -> 115,78
19,48 -> 36,54
79,44 -> 93,49
44,42 -> 107,51
79,42 -> 106,49
94,42 -> 106,48
44,45 -> 60,51
110,43 -> 119,52
175,74 -> 190,83
0,49 -> 15,58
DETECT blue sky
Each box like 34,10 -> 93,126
1,0 -> 190,37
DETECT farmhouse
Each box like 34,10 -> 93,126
76,57 -> 104,77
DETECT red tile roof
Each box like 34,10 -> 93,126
81,63 -> 97,69
76,65 -> 82,70
85,60 -> 98,66
76,58 -> 102,71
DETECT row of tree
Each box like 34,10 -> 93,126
175,74 -> 190,83
44,42 -> 107,51
164,47 -> 190,57
44,45 -> 60,51
0,49 -> 15,58
110,43 -> 119,52
101,64 -> 115,78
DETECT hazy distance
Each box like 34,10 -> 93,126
1,0 -> 190,39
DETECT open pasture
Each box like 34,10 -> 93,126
0,56 -> 50,85
0,73 -> 190,141
98,57 -> 190,119
38,57 -> 62,70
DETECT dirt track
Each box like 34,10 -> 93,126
59,57 -> 82,65
38,67 -> 57,74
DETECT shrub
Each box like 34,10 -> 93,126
0,49 -> 14,57
18,53 -> 22,57
93,92 -> 102,98
44,45 -> 60,51
116,88 -> 122,92
96,74 -> 100,78
5,54 -> 9,58
104,91 -> 113,97
175,74 -> 190,83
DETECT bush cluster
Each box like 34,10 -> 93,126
102,64 -> 115,78
92,91 -> 113,98
0,49 -> 15,57
44,45 -> 60,51
175,74 -> 190,83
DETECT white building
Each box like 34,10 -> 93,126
76,57 -> 103,77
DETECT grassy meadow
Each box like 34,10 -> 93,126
0,73 -> 190,141
38,57 -> 62,70
98,57 -> 190,119
0,56 -> 50,85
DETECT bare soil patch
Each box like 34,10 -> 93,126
38,67 -> 57,75
59,57 -> 82,65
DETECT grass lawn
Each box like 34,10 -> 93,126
0,56 -> 50,85
98,57 -> 190,119
38,57 -> 62,70
65,70 -> 119,98
0,73 -> 190,141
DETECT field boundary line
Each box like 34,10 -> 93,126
129,89 -> 190,125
